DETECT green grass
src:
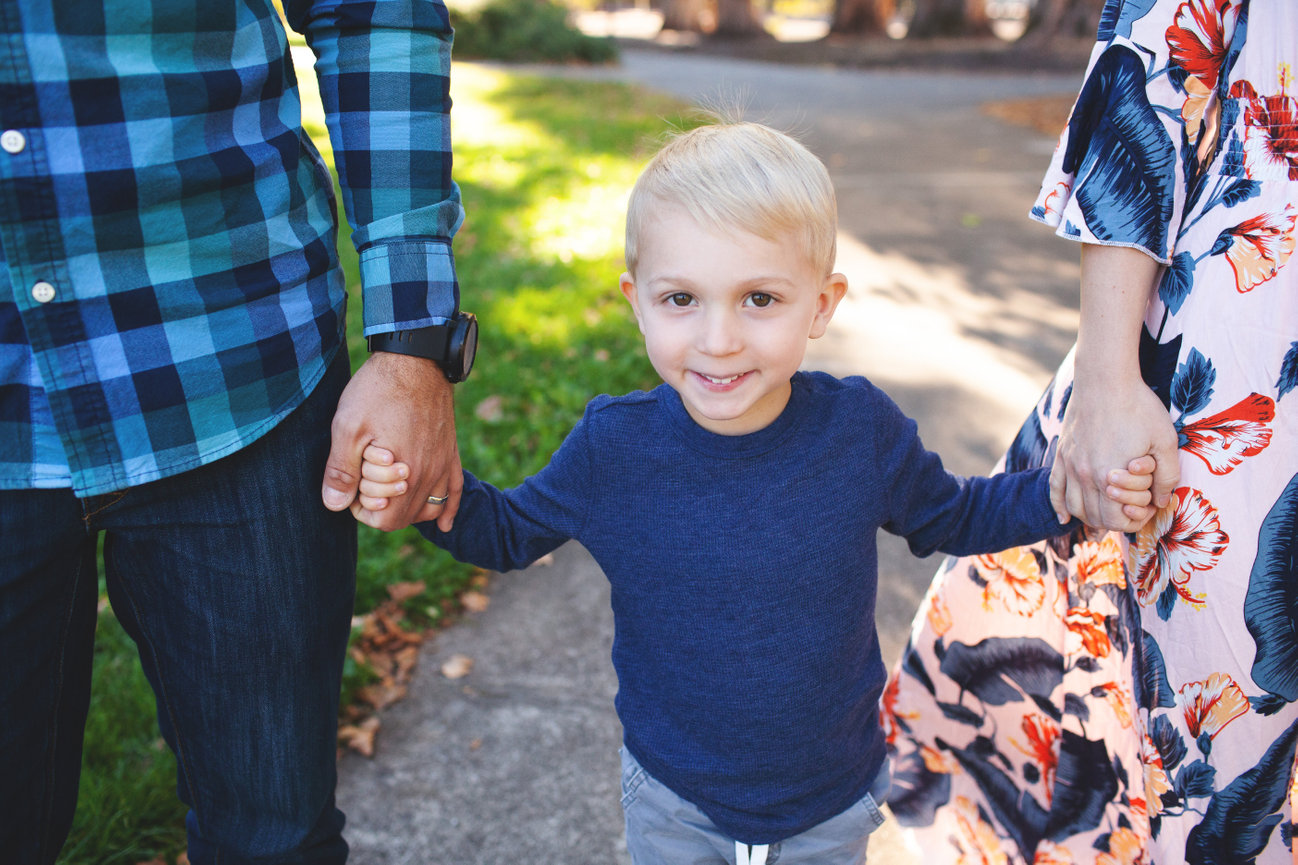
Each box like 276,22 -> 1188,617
58,63 -> 695,864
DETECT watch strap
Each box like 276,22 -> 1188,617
366,326 -> 452,360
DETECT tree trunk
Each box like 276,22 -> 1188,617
828,0 -> 893,35
908,0 -> 992,37
713,0 -> 765,36
661,0 -> 709,31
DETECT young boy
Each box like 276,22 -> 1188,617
356,122 -> 1153,865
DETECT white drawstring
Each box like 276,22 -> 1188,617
735,841 -> 769,865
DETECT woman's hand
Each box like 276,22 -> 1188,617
1050,376 -> 1179,531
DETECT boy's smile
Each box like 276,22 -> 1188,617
621,205 -> 847,436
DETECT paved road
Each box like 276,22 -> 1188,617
336,46 -> 1087,864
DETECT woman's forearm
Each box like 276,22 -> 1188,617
1074,244 -> 1161,387
1051,243 -> 1179,529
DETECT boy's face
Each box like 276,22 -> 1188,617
620,204 -> 846,436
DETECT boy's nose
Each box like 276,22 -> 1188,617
698,309 -> 742,356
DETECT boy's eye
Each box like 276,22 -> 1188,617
668,292 -> 693,307
747,293 -> 774,308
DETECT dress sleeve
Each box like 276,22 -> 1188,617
285,0 -> 463,333
1029,0 -> 1248,264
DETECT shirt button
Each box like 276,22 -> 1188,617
31,281 -> 55,303
0,130 -> 25,154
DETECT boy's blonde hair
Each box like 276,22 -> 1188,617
625,121 -> 838,277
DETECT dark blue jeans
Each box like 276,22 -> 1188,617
0,352 -> 357,865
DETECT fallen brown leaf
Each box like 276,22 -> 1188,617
357,682 -> 408,712
394,645 -> 420,678
460,590 -> 490,613
386,581 -> 425,604
441,654 -> 474,680
338,716 -> 381,757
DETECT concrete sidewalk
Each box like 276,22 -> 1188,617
336,46 -> 1086,864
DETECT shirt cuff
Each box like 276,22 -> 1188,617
360,238 -> 459,335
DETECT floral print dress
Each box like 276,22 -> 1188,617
883,1 -> 1298,863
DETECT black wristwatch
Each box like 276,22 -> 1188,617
366,312 -> 478,383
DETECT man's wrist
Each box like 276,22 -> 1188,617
366,313 -> 477,382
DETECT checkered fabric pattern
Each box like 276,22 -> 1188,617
0,0 -> 462,496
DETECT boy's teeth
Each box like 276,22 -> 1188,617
704,373 -> 740,384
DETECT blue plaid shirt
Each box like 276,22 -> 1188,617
0,0 -> 462,496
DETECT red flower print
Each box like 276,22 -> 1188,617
1086,681 -> 1136,730
1097,826 -> 1146,865
1011,713 -> 1060,804
1033,841 -> 1078,865
1065,607 -> 1112,658
1233,81 -> 1298,181
1219,206 -> 1297,291
1140,736 -> 1172,816
1041,180 -> 1071,220
1076,536 -> 1127,589
1180,393 -> 1275,474
951,796 -> 1011,865
1130,488 -> 1229,610
1178,672 -> 1250,739
880,674 -> 917,747
1166,0 -> 1241,88
919,744 -> 959,775
927,589 -> 953,637
974,547 -> 1047,616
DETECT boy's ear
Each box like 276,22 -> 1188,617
808,272 -> 848,340
619,273 -> 645,333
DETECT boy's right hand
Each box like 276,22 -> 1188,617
1100,454 -> 1158,531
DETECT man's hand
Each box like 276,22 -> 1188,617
322,351 -> 463,531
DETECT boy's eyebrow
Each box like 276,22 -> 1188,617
645,274 -> 799,291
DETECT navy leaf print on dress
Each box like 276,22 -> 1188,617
1243,473 -> 1298,700
1140,329 -> 1182,409
1159,252 -> 1196,314
1221,179 -> 1262,208
900,638 -> 937,696
947,739 -> 1049,860
1005,405 -> 1048,474
1152,714 -> 1188,773
1277,341 -> 1298,401
1185,717 -> 1298,864
1140,629 -> 1177,709
886,745 -> 952,826
939,637 -> 1065,705
1249,692 -> 1288,716
1045,731 -> 1119,842
1172,348 -> 1216,416
1175,759 -> 1218,800
936,700 -> 984,727
1063,46 -> 1177,254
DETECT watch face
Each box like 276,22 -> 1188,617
450,313 -> 478,382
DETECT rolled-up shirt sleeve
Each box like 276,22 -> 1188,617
287,0 -> 463,334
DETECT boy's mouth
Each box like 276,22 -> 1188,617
697,371 -> 746,386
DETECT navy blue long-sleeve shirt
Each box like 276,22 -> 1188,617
419,371 -> 1068,844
